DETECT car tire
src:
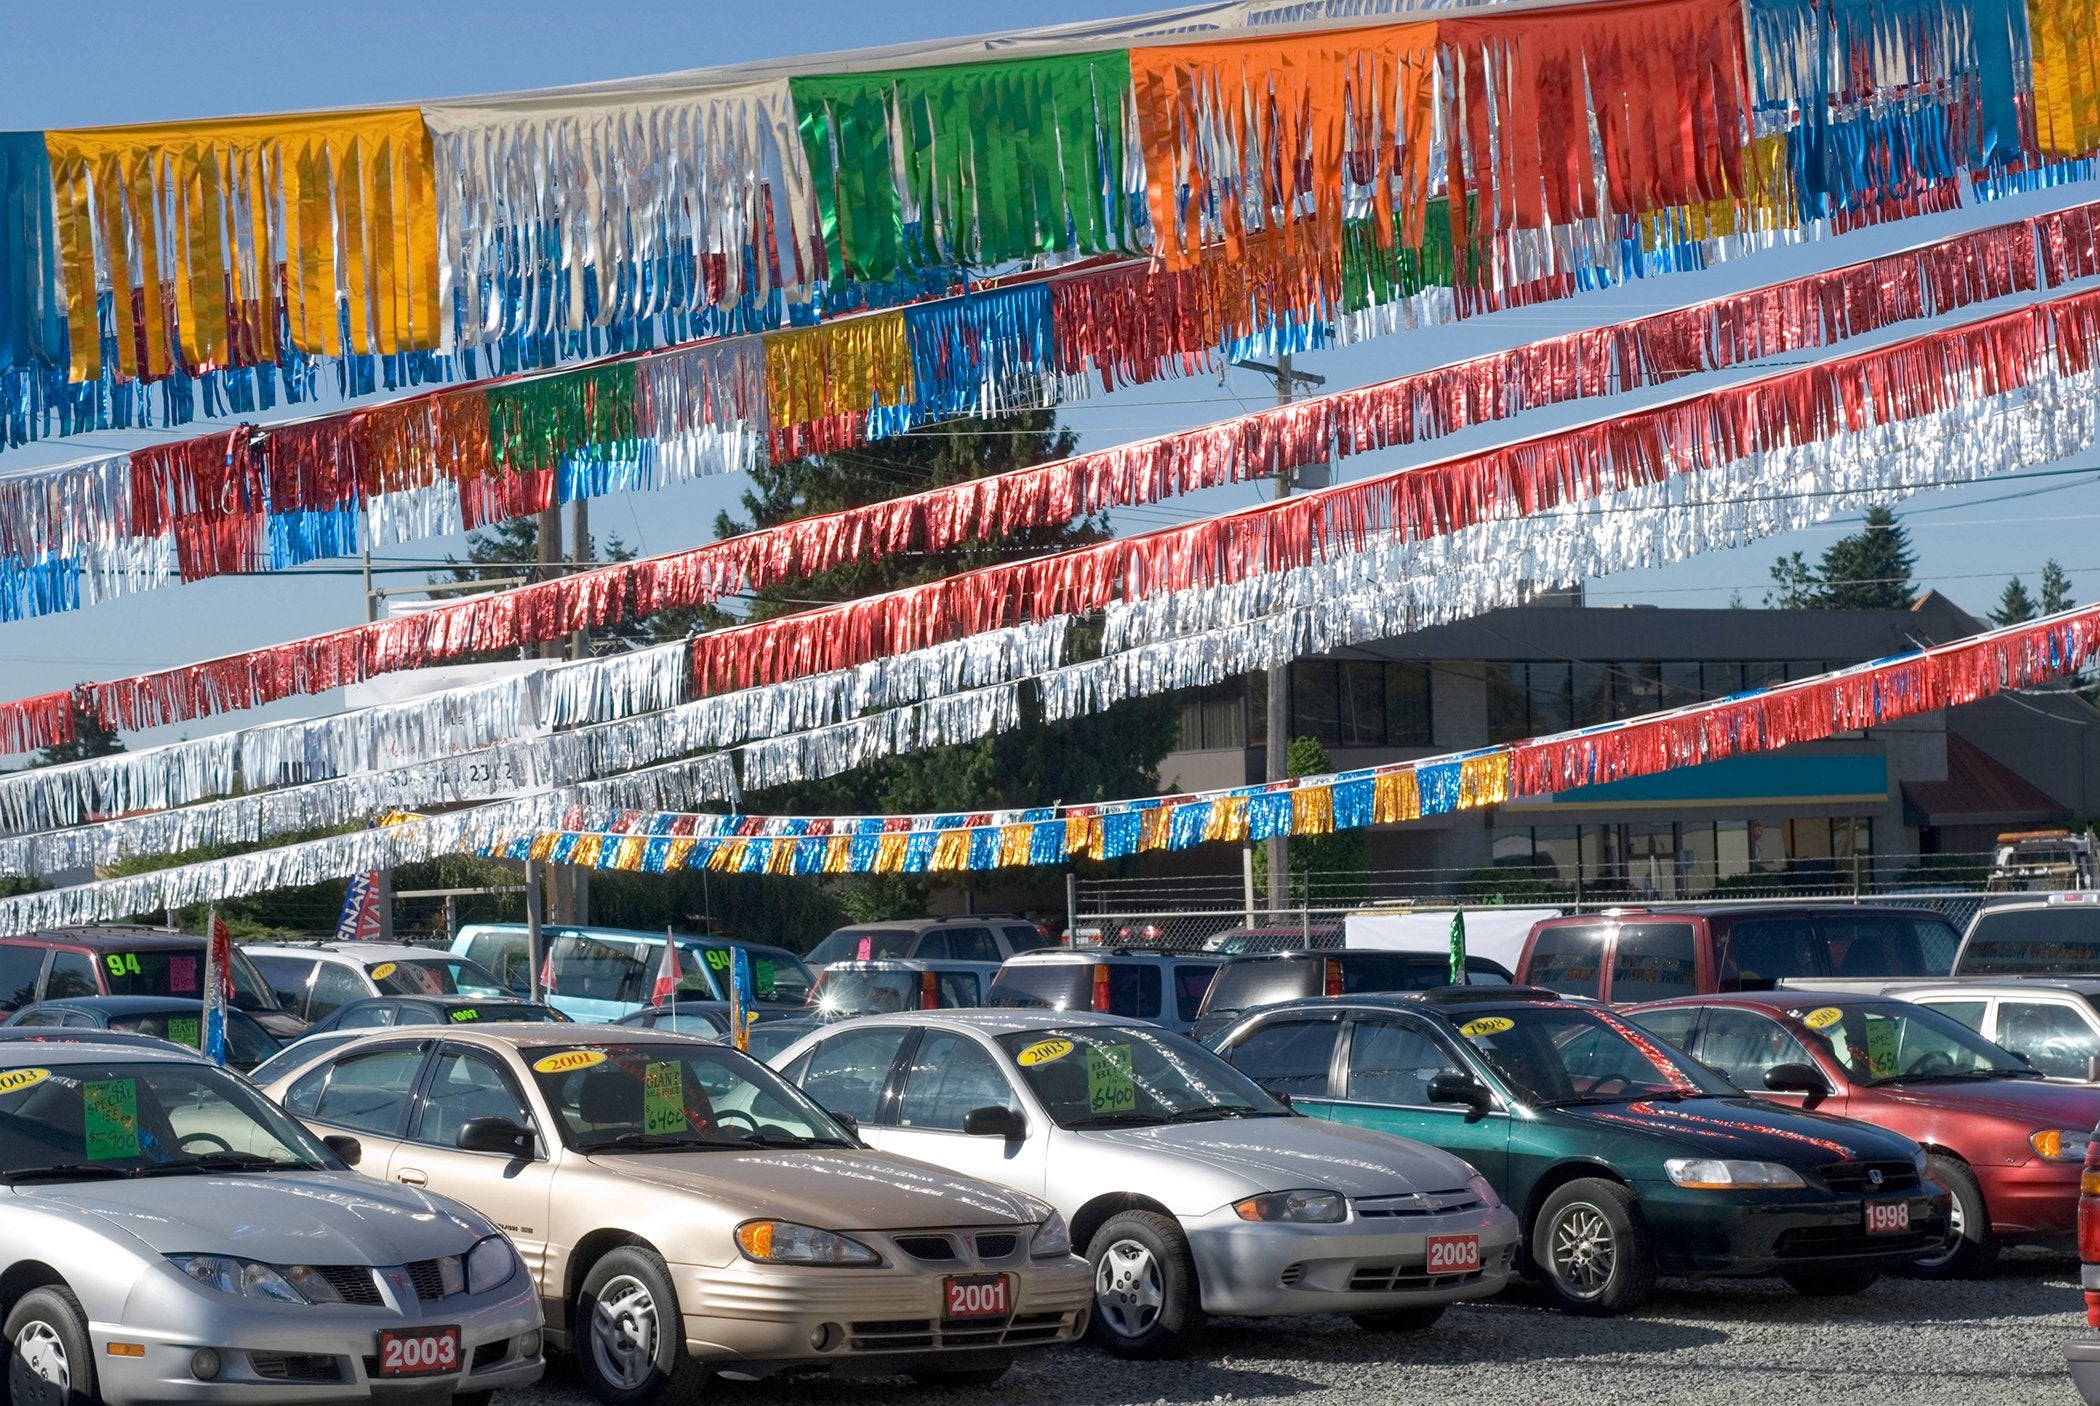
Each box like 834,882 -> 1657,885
1350,1304 -> 1447,1333
6,1286 -> 95,1406
1086,1211 -> 1205,1359
1532,1178 -> 1655,1317
574,1247 -> 708,1406
908,1360 -> 1013,1388
1779,1264 -> 1880,1296
1906,1154 -> 1999,1280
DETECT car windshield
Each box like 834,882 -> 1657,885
993,1026 -> 1287,1129
528,1043 -> 855,1151
0,1058 -> 332,1181
1786,1001 -> 2032,1084
813,971 -> 936,1016
371,957 -> 507,998
1454,1004 -> 1737,1105
106,1009 -> 280,1070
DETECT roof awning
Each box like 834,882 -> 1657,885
1901,734 -> 2067,828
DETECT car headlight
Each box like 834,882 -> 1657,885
2032,1129 -> 2093,1162
1232,1189 -> 1347,1223
1913,1148 -> 1930,1177
1466,1173 -> 1502,1208
465,1235 -> 520,1294
1031,1211 -> 1072,1259
1664,1159 -> 1806,1190
170,1255 -> 343,1304
734,1221 -> 881,1266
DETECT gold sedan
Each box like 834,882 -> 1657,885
258,1025 -> 1090,1404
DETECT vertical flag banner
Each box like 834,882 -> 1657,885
334,873 -> 384,941
652,930 -> 681,1007
730,947 -> 753,1053
1449,909 -> 1467,987
203,908 -> 233,1066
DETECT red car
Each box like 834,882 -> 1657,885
1625,991 -> 2100,1277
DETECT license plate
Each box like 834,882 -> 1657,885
942,1275 -> 1010,1320
1425,1233 -> 1481,1274
1864,1200 -> 1911,1235
375,1327 -> 461,1377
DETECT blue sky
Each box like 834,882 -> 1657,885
1,0 -> 2096,749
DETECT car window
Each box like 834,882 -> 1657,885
1915,998 -> 1987,1033
45,951 -> 98,1000
1345,1019 -> 1464,1105
808,929 -> 916,964
1690,1008 -> 1816,1089
797,1027 -> 913,1123
1912,919 -> 1961,974
914,932 -> 953,960
109,1010 -> 278,1070
1814,916 -> 1935,978
986,964 -> 1090,1010
546,936 -> 650,1003
251,955 -> 317,1014
1173,966 -> 1219,1023
943,928 -> 999,963
1522,924 -> 1609,998
9,1011 -> 56,1027
250,1034 -> 361,1087
997,1025 -> 1284,1127
413,1048 -> 534,1149
1715,919 -> 1819,988
464,934 -> 529,991
1221,1017 -> 1339,1098
1195,961 -> 1308,1020
0,947 -> 43,1009
1457,1005 -> 1734,1104
1607,924 -> 1699,1002
337,1004 -> 399,1029
656,1011 -> 730,1037
1004,925 -> 1051,953
308,964 -> 370,1022
1787,1001 -> 2024,1083
1996,1000 -> 2100,1080
291,1045 -> 427,1135
1627,1006 -> 1699,1051
896,1031 -> 1016,1131
1958,907 -> 2100,975
937,972 -> 983,1007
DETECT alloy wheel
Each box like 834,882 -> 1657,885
589,1273 -> 660,1391
1550,1202 -> 1617,1297
12,1321 -> 69,1405
1095,1238 -> 1165,1338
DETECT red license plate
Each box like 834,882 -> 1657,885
942,1275 -> 1010,1320
375,1327 -> 461,1377
1425,1233 -> 1481,1274
1864,1201 -> 1911,1235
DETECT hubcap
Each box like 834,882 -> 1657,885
1094,1239 -> 1165,1339
1549,1203 -> 1617,1297
12,1321 -> 70,1405
588,1274 -> 660,1391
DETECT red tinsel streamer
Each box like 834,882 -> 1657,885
1511,610 -> 2100,797
10,206 -> 2090,744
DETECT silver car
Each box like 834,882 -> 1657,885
771,1011 -> 1520,1358
0,1041 -> 541,1406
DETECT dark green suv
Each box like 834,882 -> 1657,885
1210,987 -> 1949,1315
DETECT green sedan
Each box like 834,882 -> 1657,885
1210,988 -> 1949,1315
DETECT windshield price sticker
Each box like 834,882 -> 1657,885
1459,1017 -> 1515,1039
0,1068 -> 50,1097
369,962 -> 398,981
533,1049 -> 607,1075
1087,1045 -> 1137,1114
83,1078 -> 140,1160
448,1009 -> 480,1023
643,1061 -> 686,1135
168,1017 -> 200,1048
104,953 -> 142,978
1804,1007 -> 1844,1031
1017,1039 -> 1074,1067
1864,1018 -> 1899,1079
754,960 -> 776,998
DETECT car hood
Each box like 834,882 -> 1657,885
1077,1115 -> 1479,1197
1551,1096 -> 1917,1165
1871,1076 -> 2100,1124
583,1147 -> 1036,1229
15,1171 -> 486,1263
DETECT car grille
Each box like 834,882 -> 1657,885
893,1235 -> 960,1263
847,1313 -> 1069,1351
311,1265 -> 383,1306
1348,1265 -> 1487,1293
1775,1224 -> 1939,1259
405,1256 -> 462,1303
972,1233 -> 1020,1260
1354,1188 -> 1484,1218
1819,1161 -> 1920,1194
250,1353 -> 344,1383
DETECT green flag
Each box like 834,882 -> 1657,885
1449,909 -> 1467,986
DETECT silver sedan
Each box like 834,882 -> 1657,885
0,1041 -> 542,1406
770,1011 -> 1520,1358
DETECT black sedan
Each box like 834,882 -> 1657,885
303,994 -> 569,1034
2,995 -> 282,1072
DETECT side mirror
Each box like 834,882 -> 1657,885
961,1105 -> 1027,1140
322,1134 -> 362,1167
456,1116 -> 536,1159
829,1111 -> 860,1138
1763,1063 -> 1831,1107
2087,1054 -> 2100,1084
1427,1073 -> 1495,1122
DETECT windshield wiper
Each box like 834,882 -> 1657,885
0,1163 -> 137,1183
573,1132 -> 720,1153
722,1131 -> 856,1148
133,1152 -> 318,1176
1161,1105 -> 1272,1123
1063,1113 -> 1164,1129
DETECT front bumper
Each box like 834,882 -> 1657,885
92,1265 -> 542,1405
1977,1159 -> 2082,1240
1181,1202 -> 1521,1317
666,1251 -> 1092,1369
1637,1182 -> 1950,1277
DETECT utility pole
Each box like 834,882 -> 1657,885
535,504 -> 576,923
568,497 -> 591,923
361,541 -> 395,942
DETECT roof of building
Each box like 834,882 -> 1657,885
1902,733 -> 2070,828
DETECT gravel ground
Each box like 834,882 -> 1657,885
509,1250 -> 2089,1406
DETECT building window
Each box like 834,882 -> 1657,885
1488,819 -> 1877,897
1176,683 -> 1246,751
1486,663 -> 1528,744
1177,662 -> 1433,752
1385,664 -> 1432,746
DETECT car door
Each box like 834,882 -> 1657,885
1214,1011 -> 1345,1102
45,950 -> 99,1000
783,1026 -> 916,1129
873,1029 -> 1048,1195
387,1044 -> 558,1291
1320,1014 -> 1510,1185
279,1040 -> 435,1172
1686,1007 -> 1845,1114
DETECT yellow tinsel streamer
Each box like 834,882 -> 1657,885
1139,808 -> 1173,852
998,824 -> 1033,868
1064,815 -> 1096,861
824,835 -> 853,874
874,832 -> 909,873
2030,0 -> 2100,157
1457,754 -> 1511,809
766,837 -> 798,875
527,831 -> 558,862
762,310 -> 915,433
613,836 -> 645,871
665,838 -> 696,870
1203,796 -> 1249,844
1291,785 -> 1336,837
1374,771 -> 1422,824
931,831 -> 972,872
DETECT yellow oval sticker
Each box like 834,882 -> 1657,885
369,962 -> 398,981
1804,1007 -> 1844,1030
532,1049 -> 607,1075
1017,1038 -> 1074,1067
1459,1017 -> 1515,1039
0,1068 -> 50,1096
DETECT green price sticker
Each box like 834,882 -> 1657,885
704,949 -> 732,971
449,1008 -> 480,1023
1087,1045 -> 1136,1116
754,960 -> 776,998
1864,1017 -> 1899,1080
643,1062 -> 685,1135
83,1079 -> 140,1160
167,1017 -> 200,1048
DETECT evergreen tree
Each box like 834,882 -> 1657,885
2042,559 -> 2076,616
1766,506 -> 1917,609
1991,577 -> 2038,627
34,704 -> 125,767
